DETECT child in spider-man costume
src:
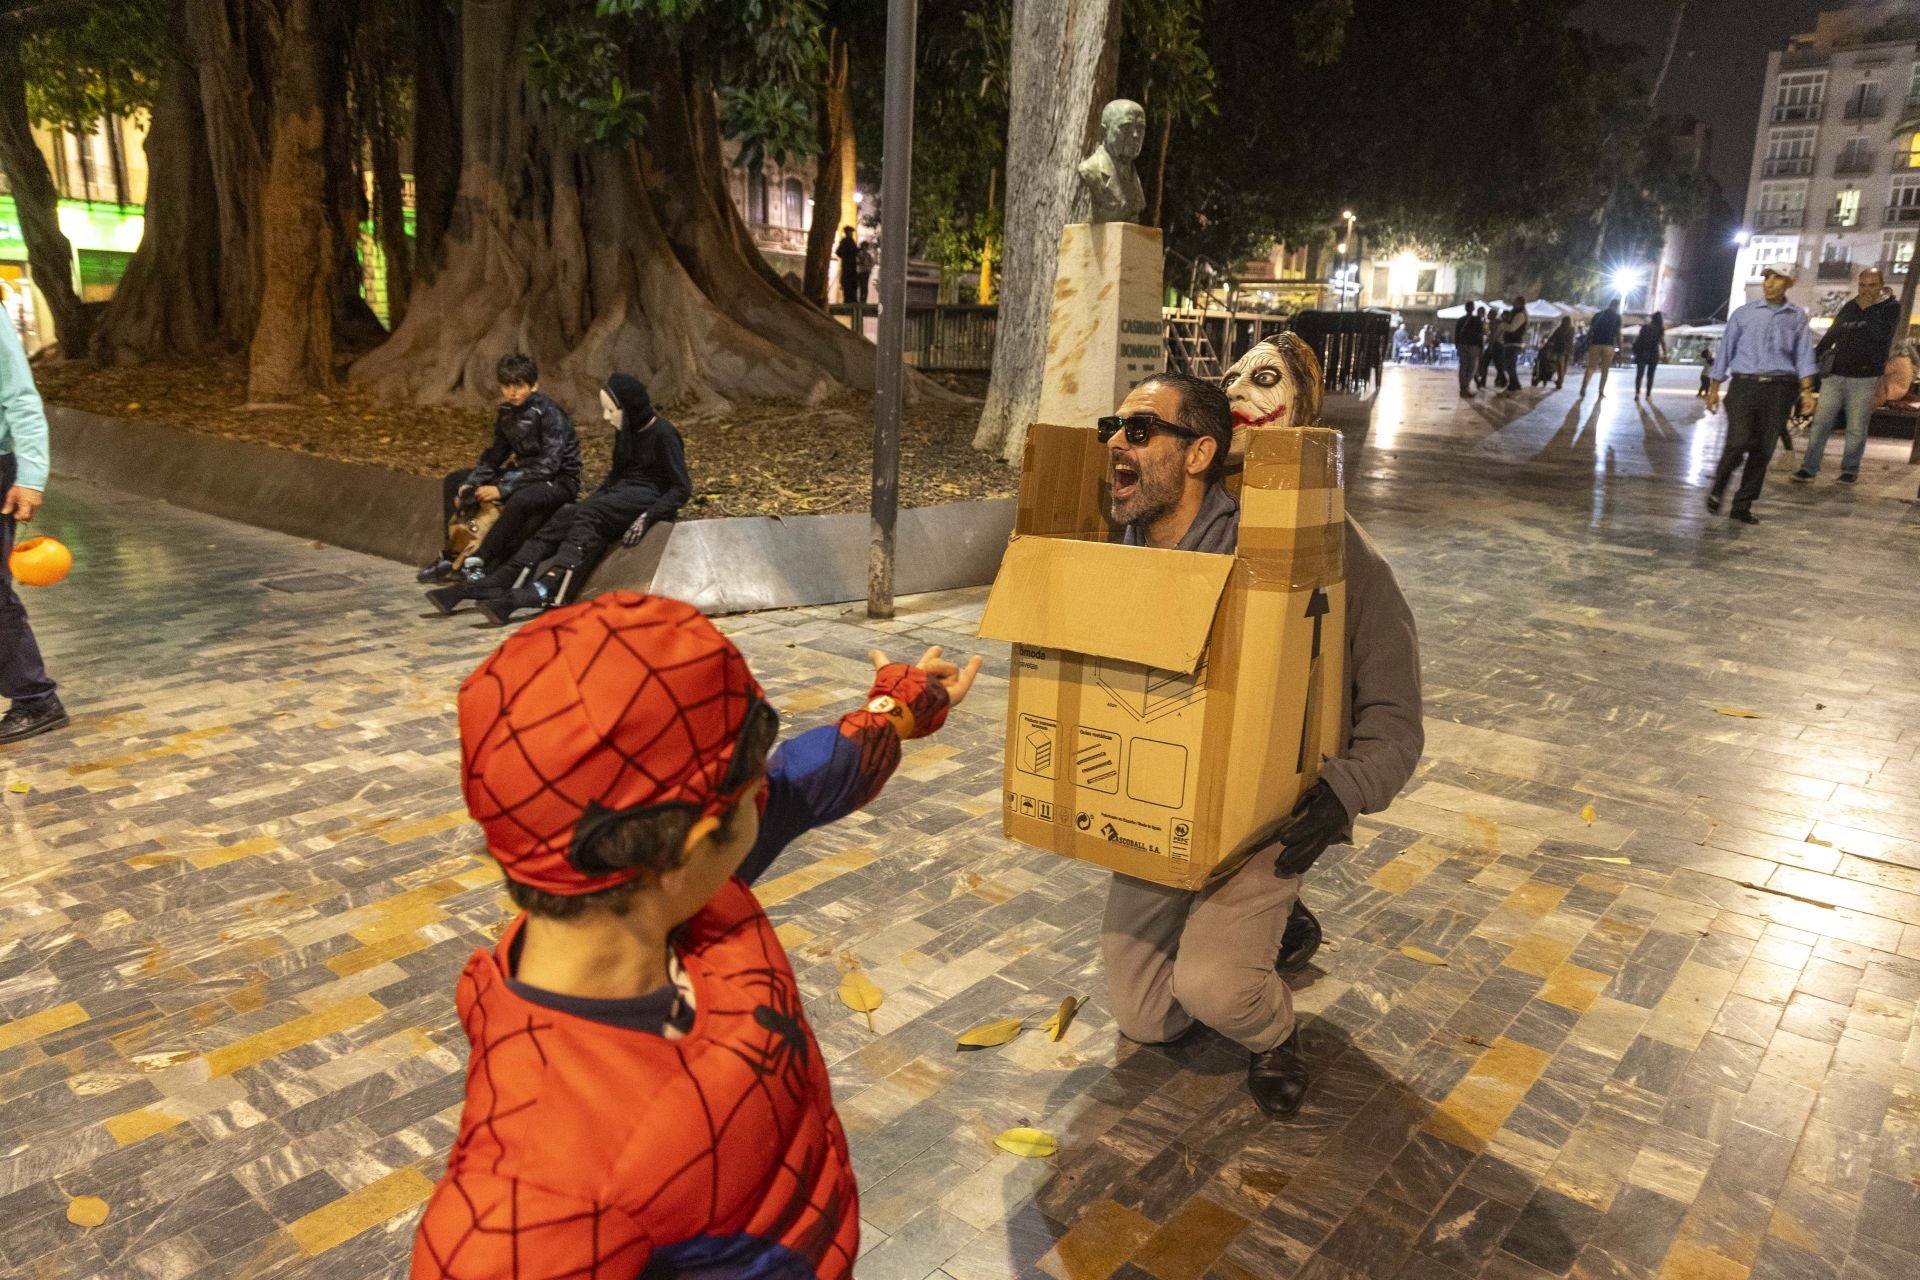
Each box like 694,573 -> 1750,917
412,592 -> 980,1279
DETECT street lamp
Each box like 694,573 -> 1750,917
1732,229 -> 1749,245
1610,265 -> 1644,309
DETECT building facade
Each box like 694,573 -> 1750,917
1730,2 -> 1920,319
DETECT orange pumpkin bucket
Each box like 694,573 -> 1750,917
10,536 -> 72,587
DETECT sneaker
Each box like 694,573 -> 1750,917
1839,473 -> 1858,484
417,556 -> 456,584
458,557 -> 488,585
0,696 -> 70,746
1731,510 -> 1761,525
1790,469 -> 1814,483
1705,493 -> 1722,514
1248,1032 -> 1310,1118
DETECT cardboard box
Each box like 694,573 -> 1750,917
977,423 -> 1346,890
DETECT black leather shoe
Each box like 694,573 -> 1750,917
1705,493 -> 1722,514
479,584 -> 548,626
0,697 -> 69,746
1839,473 -> 1858,484
1790,469 -> 1814,482
1248,1033 -> 1309,1118
1731,510 -> 1761,525
1276,900 -> 1322,975
426,567 -> 515,615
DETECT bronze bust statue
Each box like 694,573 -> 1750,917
1077,99 -> 1147,224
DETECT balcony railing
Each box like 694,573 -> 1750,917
1885,205 -> 1920,225
1844,93 -> 1885,120
1828,209 -> 1861,227
1755,209 -> 1806,229
1764,156 -> 1814,176
1772,103 -> 1823,122
1835,153 -> 1877,176
1818,259 -> 1856,280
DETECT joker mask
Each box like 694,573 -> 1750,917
1219,334 -> 1323,458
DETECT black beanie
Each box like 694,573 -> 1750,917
604,373 -> 653,425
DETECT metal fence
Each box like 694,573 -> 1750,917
829,303 -> 999,372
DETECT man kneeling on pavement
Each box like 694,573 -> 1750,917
428,373 -> 691,623
1096,366 -> 1424,1118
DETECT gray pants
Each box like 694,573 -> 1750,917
1456,346 -> 1481,395
1101,840 -> 1300,1053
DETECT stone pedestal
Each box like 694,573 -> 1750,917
1035,222 -> 1165,429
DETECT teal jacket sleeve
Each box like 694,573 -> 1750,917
0,321 -> 51,491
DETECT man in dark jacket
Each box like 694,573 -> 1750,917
1795,267 -> 1899,484
1579,300 -> 1623,398
835,226 -> 861,305
420,353 -> 583,584
429,374 -> 692,623
1454,306 -> 1486,398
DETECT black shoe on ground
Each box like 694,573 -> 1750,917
1705,493 -> 1722,514
1248,1032 -> 1310,1118
417,556 -> 456,584
1839,473 -> 1858,484
478,584 -> 548,626
0,697 -> 70,746
426,567 -> 517,615
1276,900 -> 1323,976
1731,510 -> 1761,525
1790,469 -> 1814,483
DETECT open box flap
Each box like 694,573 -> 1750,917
978,536 -> 1233,673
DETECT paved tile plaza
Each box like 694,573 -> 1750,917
3,365 -> 1920,1280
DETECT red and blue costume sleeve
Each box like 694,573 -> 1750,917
736,663 -> 951,886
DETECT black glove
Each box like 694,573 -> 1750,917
1272,780 -> 1350,879
621,516 -> 649,548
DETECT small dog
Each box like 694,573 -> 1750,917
448,496 -> 503,562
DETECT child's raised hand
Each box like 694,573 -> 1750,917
868,645 -> 984,711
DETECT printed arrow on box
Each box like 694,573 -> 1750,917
1296,587 -> 1331,775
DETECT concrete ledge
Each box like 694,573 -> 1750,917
47,406 -> 1016,615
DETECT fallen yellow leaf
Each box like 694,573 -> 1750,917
1576,855 -> 1632,865
957,1017 -> 1025,1048
1712,706 -> 1762,719
66,1196 -> 110,1227
1805,835 -> 1833,847
1042,996 -> 1083,1042
1579,804 -> 1598,824
6,781 -> 27,794
993,1127 -> 1057,1158
837,971 -> 883,1031
1399,947 -> 1448,966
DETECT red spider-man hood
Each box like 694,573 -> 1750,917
458,593 -> 766,896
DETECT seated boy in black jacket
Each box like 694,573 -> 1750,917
420,353 -> 584,584
427,373 -> 692,623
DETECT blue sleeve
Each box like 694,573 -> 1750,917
1792,315 -> 1817,379
0,322 -> 50,491
1709,311 -> 1738,383
736,725 -> 890,886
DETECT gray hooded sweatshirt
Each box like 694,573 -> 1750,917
1125,484 -> 1424,822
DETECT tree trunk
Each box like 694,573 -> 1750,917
410,0 -> 460,277
1147,113 -> 1171,227
803,32 -> 854,307
323,15 -> 387,357
372,125 -> 412,328
184,0 -> 273,348
91,0 -> 225,364
351,0 -> 843,414
974,0 -> 1118,462
640,60 -> 889,393
0,36 -> 89,355
248,0 -> 335,402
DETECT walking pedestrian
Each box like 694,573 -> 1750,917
835,226 -> 860,305
1794,267 -> 1900,484
1453,305 -> 1486,399
1578,300 -> 1623,398
0,318 -> 65,745
1697,344 -> 1714,397
1633,311 -> 1666,399
1537,316 -> 1573,388
1703,266 -> 1815,525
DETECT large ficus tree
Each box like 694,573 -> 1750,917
350,0 -> 883,413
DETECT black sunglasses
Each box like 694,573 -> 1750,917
1095,412 -> 1201,446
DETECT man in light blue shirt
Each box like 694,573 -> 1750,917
0,317 -> 65,744
1703,265 -> 1816,524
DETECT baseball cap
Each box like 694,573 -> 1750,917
1761,265 -> 1796,282
458,593 -> 772,895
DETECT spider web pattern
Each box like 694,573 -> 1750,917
458,594 -> 762,895
413,883 -> 858,1279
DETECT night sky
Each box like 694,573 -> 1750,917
1574,0 -> 1828,201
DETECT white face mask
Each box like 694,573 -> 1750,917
601,388 -> 622,430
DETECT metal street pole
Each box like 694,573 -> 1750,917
868,0 -> 918,620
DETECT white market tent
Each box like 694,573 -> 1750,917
1435,299 -> 1592,321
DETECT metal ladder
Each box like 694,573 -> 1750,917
1164,312 -> 1222,379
